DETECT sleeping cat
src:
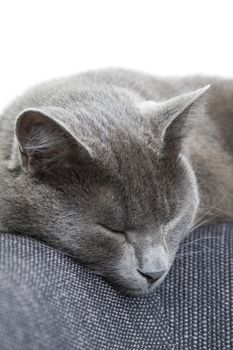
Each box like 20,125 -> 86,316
0,68 -> 233,296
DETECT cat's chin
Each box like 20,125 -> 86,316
111,267 -> 170,297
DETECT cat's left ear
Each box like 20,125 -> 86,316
138,85 -> 210,155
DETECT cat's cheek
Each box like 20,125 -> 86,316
161,235 -> 180,271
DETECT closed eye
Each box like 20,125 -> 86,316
97,223 -> 125,235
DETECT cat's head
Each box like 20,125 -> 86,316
13,85 -> 209,295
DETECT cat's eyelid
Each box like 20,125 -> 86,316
97,223 -> 125,235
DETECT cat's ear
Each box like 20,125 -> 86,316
138,85 -> 210,155
15,107 -> 92,175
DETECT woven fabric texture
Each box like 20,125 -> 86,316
0,224 -> 232,350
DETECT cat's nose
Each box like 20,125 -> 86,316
137,269 -> 166,283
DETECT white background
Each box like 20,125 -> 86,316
0,0 -> 233,111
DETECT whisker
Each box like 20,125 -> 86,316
176,249 -> 214,258
180,236 -> 221,248
200,201 -> 233,220
191,209 -> 214,228
180,243 -> 214,252
191,217 -> 213,231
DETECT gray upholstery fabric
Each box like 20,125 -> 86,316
0,224 -> 232,350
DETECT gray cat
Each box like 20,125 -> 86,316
0,69 -> 233,296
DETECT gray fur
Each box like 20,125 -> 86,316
0,68 -> 233,295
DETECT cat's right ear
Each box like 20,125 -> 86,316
15,107 -> 92,175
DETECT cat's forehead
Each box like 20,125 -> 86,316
65,89 -> 152,162
69,87 -> 143,132
73,86 -> 136,112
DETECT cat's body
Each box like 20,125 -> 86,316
0,69 -> 233,295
